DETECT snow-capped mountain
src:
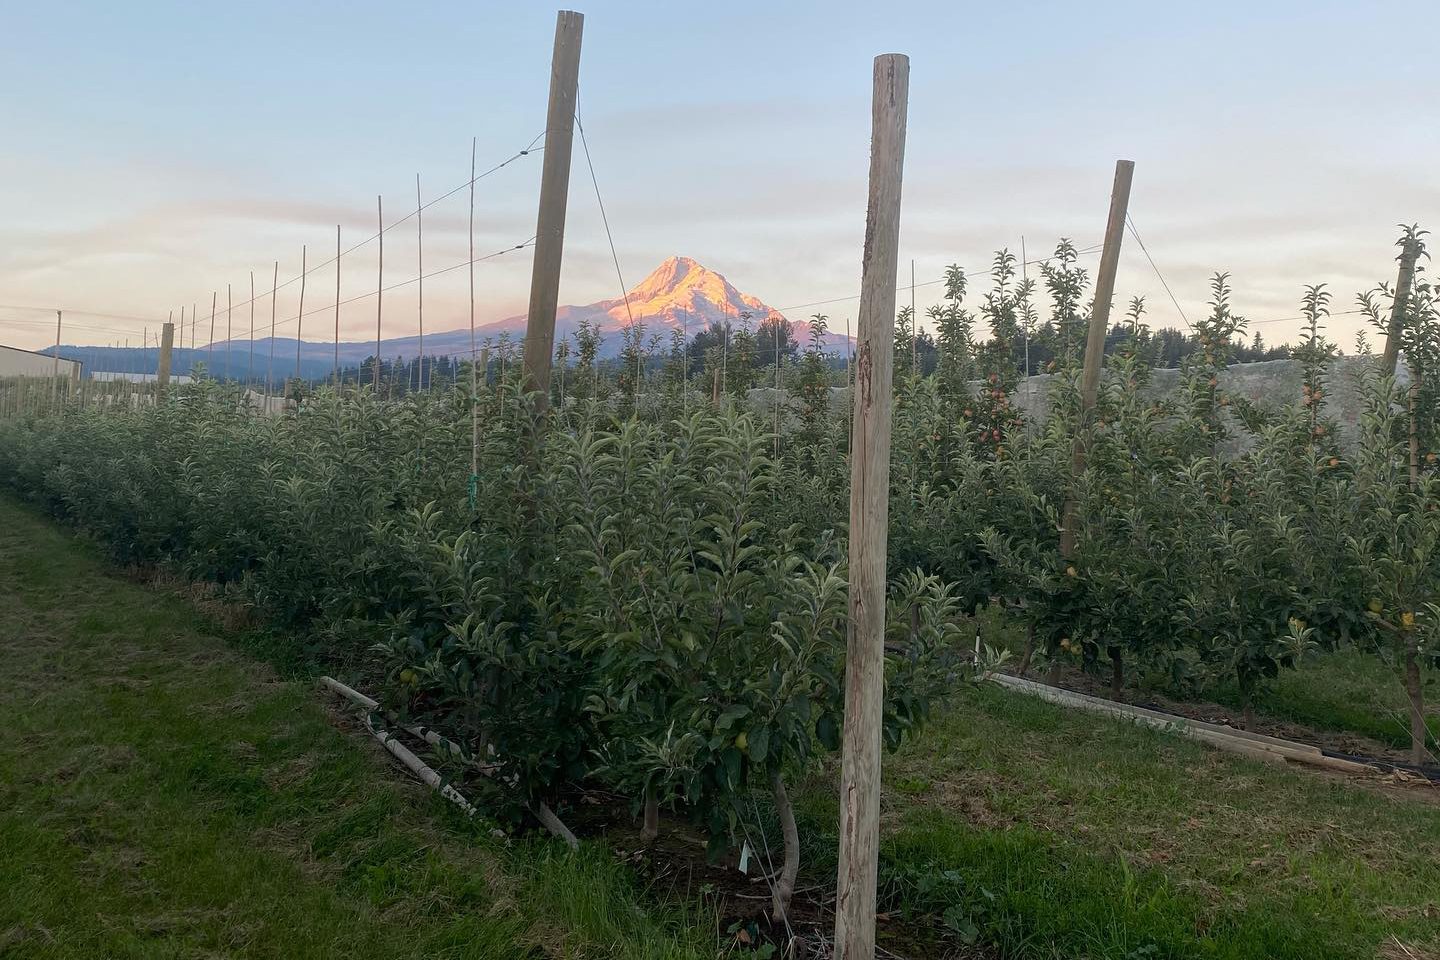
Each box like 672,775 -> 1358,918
55,257 -> 848,378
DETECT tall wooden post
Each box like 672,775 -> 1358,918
1058,159 -> 1134,560
51,310 -> 63,405
520,9 -> 584,414
834,52 -> 908,960
1382,232 -> 1422,377
207,290 -> 217,369
157,321 -> 175,390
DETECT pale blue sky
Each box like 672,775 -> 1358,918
1,0 -> 1436,350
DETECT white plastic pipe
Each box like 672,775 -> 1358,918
320,676 -> 579,849
362,715 -> 478,816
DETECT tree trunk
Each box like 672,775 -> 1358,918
1045,655 -> 1062,687
1237,667 -> 1256,731
770,770 -> 799,925
642,784 -> 659,842
1405,639 -> 1427,766
1017,623 -> 1035,677
1108,645 -> 1124,697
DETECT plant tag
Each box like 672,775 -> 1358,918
739,840 -> 751,875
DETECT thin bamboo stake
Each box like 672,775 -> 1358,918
910,258 -> 917,374
721,305 -> 728,399
208,290 -> 217,370
376,195 -> 384,392
334,224 -> 342,388
773,314 -> 781,461
469,137 -> 480,490
416,174 -> 425,393
1021,235 -> 1030,379
266,261 -> 278,412
1406,371 -> 1426,764
845,314 -> 854,458
248,272 -> 256,389
294,245 -> 307,387
225,284 -> 233,383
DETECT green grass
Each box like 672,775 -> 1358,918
975,601 -> 1439,756
1187,648 -> 1440,755
861,683 -> 1440,959
0,497 -> 717,959
6,494 -> 1439,960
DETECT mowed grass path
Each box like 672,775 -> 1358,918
0,498 -> 713,960
867,686 -> 1440,959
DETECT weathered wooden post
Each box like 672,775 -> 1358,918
157,320 -> 175,391
1059,160 -> 1134,560
834,51 -> 908,960
1053,160 -> 1134,688
1382,230 -> 1423,378
51,310 -> 63,406
520,10 -> 584,414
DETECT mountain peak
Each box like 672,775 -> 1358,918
627,255 -> 720,301
612,256 -> 777,330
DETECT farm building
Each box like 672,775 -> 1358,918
0,343 -> 82,380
